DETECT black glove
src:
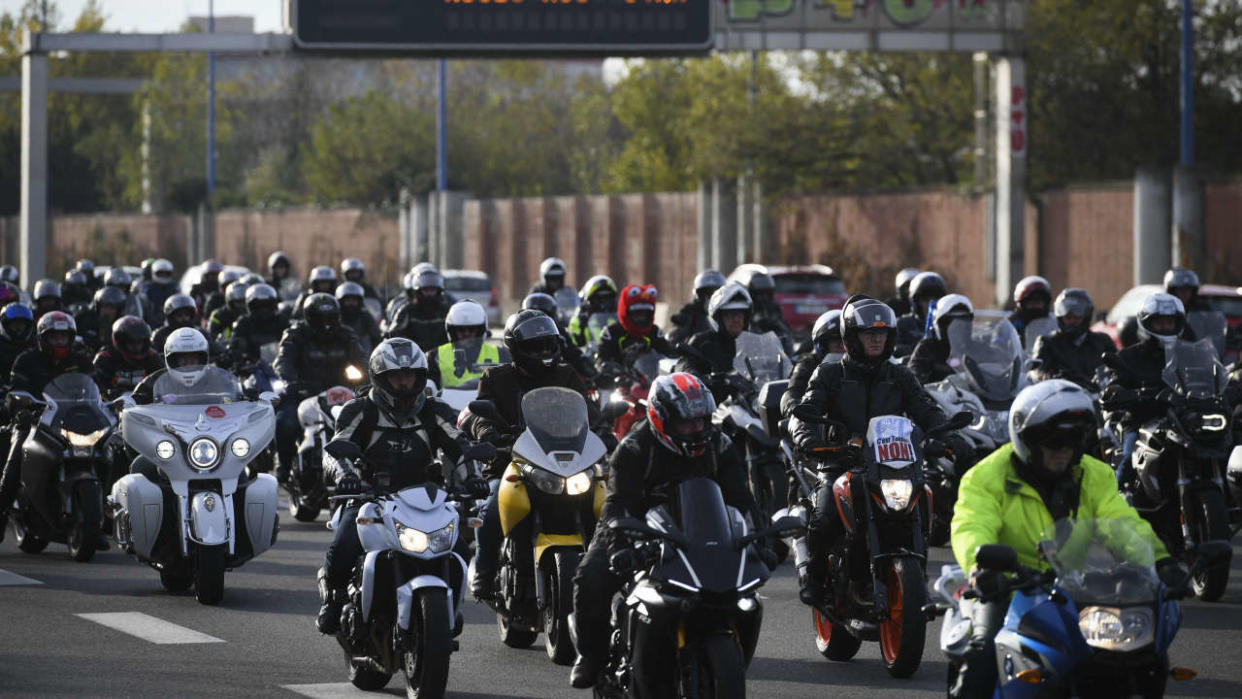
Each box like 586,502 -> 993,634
944,434 -> 975,467
335,471 -> 363,496
971,568 -> 1009,601
1157,557 -> 1188,589
465,476 -> 491,500
755,544 -> 779,572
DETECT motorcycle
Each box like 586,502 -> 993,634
470,387 -> 607,665
6,373 -> 117,562
1121,338 -> 1235,601
109,366 -> 280,604
1186,308 -> 1227,360
711,331 -> 793,558
793,405 -> 971,678
321,438 -> 479,699
592,477 -> 802,698
924,312 -> 1028,544
286,363 -> 367,523
930,518 -> 1230,698
602,350 -> 666,442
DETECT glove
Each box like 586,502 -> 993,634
755,544 -> 779,572
970,568 -> 1009,601
1157,557 -> 1188,589
335,471 -> 363,496
944,434 -> 975,467
465,476 -> 491,500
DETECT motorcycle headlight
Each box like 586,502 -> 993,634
345,365 -> 364,382
231,438 -> 250,458
394,519 -> 455,555
60,426 -> 109,448
187,438 -> 220,471
565,470 -> 593,496
426,520 -> 456,554
520,463 -> 566,495
880,479 -> 914,511
1199,413 -> 1227,432
156,440 -> 176,460
1078,606 -> 1154,652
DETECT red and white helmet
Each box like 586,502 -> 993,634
647,373 -> 716,459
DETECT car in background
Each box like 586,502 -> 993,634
728,263 -> 848,333
442,269 -> 502,327
1094,282 -> 1242,361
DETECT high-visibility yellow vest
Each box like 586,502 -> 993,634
436,342 -> 501,388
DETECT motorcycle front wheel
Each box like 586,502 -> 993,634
693,635 -> 746,699
67,480 -> 102,563
194,543 -> 227,605
403,587 -> 452,699
879,557 -> 926,678
543,550 -> 579,665
1187,488 -> 1230,602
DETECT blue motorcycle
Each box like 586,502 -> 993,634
930,517 -> 1229,698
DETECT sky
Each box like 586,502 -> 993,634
0,0 -> 285,33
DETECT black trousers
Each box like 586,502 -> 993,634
571,527 -> 623,662
949,598 -> 1006,698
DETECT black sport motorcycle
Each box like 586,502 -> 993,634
592,477 -> 801,699
8,373 -> 117,562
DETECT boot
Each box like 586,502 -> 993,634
316,568 -> 344,635
569,654 -> 601,689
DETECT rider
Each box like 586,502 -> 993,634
61,271 -> 92,313
385,269 -> 451,352
948,379 -> 1180,698
1119,267 -> 1210,347
228,283 -> 289,366
151,293 -> 205,353
141,258 -> 179,316
895,271 -> 947,357
668,269 -> 726,345
32,279 -> 62,318
0,312 -> 95,541
203,268 -> 242,319
266,250 -> 300,301
428,300 -> 501,391
0,303 -> 35,384
568,372 -> 774,688
529,256 -> 568,295
1031,288 -> 1117,387
596,284 -> 673,382
316,338 -> 490,634
291,266 -> 339,320
189,260 -> 224,313
336,281 -> 382,354
75,286 -> 127,356
94,316 -> 162,399
793,296 -> 967,604
780,309 -> 843,416
75,259 -> 101,291
1008,275 -> 1054,348
674,282 -> 753,403
1100,292 -> 1187,484
746,271 -> 794,351
273,293 -> 368,482
884,267 -> 921,318
460,309 -> 610,602
909,293 -> 974,384
567,274 -> 618,349
206,280 -> 249,342
340,257 -> 381,301
521,292 -> 596,381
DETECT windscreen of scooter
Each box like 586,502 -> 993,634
1162,338 -> 1228,401
631,351 -> 667,388
521,386 -> 588,454
43,373 -> 113,434
732,331 -> 793,384
1036,518 -> 1159,606
1185,310 -> 1227,360
946,314 -> 1024,404
555,288 -> 581,325
660,477 -> 753,594
152,366 -> 243,405
1022,315 -> 1058,350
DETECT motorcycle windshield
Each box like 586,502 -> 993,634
661,477 -> 750,594
946,313 -> 1024,403
631,351 -> 667,387
1162,338 -> 1228,400
43,373 -> 112,433
1036,518 -> 1159,606
582,312 -> 616,353
1185,310 -> 1227,359
152,366 -> 243,405
521,386 -> 588,453
732,331 -> 792,384
1023,315 -> 1058,349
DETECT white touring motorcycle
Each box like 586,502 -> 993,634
109,367 -> 280,605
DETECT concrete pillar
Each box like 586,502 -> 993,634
141,100 -> 155,214
20,47 -> 48,284
993,56 -> 1026,307
1171,165 -> 1204,271
439,191 -> 467,270
413,193 -> 429,267
427,193 -> 441,269
697,181 -> 712,273
752,179 -> 768,263
711,178 -> 738,274
398,188 -> 411,273
1133,166 -> 1172,285
737,173 -> 754,265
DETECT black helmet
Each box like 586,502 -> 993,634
521,292 -> 559,319
908,271 -> 946,318
162,293 -> 198,329
895,268 -> 921,303
307,265 -> 338,294
1163,267 -> 1200,304
368,338 -> 427,421
841,297 -> 898,365
746,271 -> 777,304
341,257 -> 366,283
1136,292 -> 1185,350
412,270 -> 445,306
504,310 -> 562,376
811,310 -> 842,354
268,251 -> 291,277
335,281 -> 365,321
93,286 -> 127,320
303,293 -> 341,336
1053,288 -> 1094,337
104,267 -> 132,290
245,283 -> 278,319
111,315 -> 153,363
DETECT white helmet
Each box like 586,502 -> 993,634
412,262 -> 438,277
164,327 -> 211,387
706,282 -> 753,332
152,258 -> 174,282
539,257 -> 566,280
308,265 -> 337,284
930,293 -> 974,340
445,299 -> 488,337
340,257 -> 365,280
1008,379 -> 1096,465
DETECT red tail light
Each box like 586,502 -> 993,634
489,288 -> 499,307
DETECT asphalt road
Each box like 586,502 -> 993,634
2,505 -> 1241,699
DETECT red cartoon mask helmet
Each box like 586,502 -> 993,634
618,284 -> 658,336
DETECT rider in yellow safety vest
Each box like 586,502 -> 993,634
430,299 -> 502,390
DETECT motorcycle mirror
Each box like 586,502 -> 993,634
948,411 -> 974,430
975,544 -> 1019,572
466,400 -> 504,425
465,442 -> 497,462
602,401 -> 630,422
325,439 -> 363,461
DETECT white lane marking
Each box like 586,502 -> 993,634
0,568 -> 42,586
281,684 -> 388,698
77,612 -> 225,645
